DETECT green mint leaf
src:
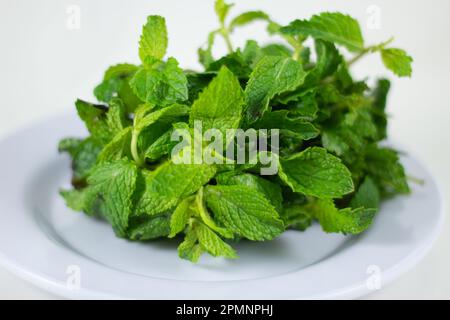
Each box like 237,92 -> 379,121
350,176 -> 380,210
135,103 -> 190,134
139,15 -> 168,62
104,63 -> 139,80
380,48 -> 413,77
75,99 -> 110,143
94,64 -> 139,105
322,105 -> 378,159
205,185 -> 284,241
135,162 -> 216,216
280,204 -> 313,231
195,187 -> 233,238
128,214 -> 171,240
195,221 -> 238,259
245,56 -> 306,122
241,40 -> 261,66
216,173 -> 283,212
252,110 -> 319,141
307,39 -> 342,84
58,138 -> 82,157
207,51 -> 252,78
178,227 -> 203,262
364,145 -> 410,195
105,98 -> 130,136
76,97 -> 130,144
65,137 -> 103,185
169,196 -> 195,238
278,147 -> 354,199
130,58 -> 188,107
87,159 -> 138,236
308,199 -> 376,234
229,11 -> 269,31
198,31 -> 217,68
186,72 -> 216,103
215,0 -> 234,25
97,127 -> 132,163
94,77 -> 122,103
60,188 -> 93,213
371,79 -> 391,140
281,12 -> 364,52
290,91 -> 319,120
144,129 -> 177,161
190,66 -> 244,132
261,43 -> 293,58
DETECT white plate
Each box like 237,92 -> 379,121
0,113 -> 444,299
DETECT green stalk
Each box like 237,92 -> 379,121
131,129 -> 144,167
220,28 -> 234,53
347,38 -> 394,67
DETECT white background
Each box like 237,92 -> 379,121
0,0 -> 449,299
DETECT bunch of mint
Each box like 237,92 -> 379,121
59,0 -> 413,262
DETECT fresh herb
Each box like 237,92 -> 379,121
59,0 -> 413,262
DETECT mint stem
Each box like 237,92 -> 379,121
131,129 -> 144,167
347,38 -> 394,67
221,28 -> 234,53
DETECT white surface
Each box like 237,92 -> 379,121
0,0 -> 449,299
0,115 -> 443,299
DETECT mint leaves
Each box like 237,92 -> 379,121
59,0 -> 413,263
281,13 -> 364,52
139,15 -> 168,61
245,56 -> 306,122
190,66 -> 244,132
205,185 -> 284,241
278,147 -> 354,199
380,48 -> 413,77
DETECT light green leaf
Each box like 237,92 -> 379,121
135,103 -> 189,134
308,199 -> 376,234
205,185 -> 284,241
195,222 -> 238,259
105,98 -> 129,136
245,56 -> 306,122
195,187 -> 233,238
65,137 -> 103,183
380,48 -> 413,77
94,64 -> 139,104
87,159 -> 138,236
135,162 -> 216,216
58,138 -> 82,157
139,15 -> 168,62
128,214 -> 171,240
216,173 -> 283,212
252,110 -> 319,141
281,12 -> 364,52
169,196 -> 195,238
229,11 -> 269,31
198,31 -> 218,68
278,147 -> 354,198
75,99 -> 110,143
130,57 -> 188,107
144,129 -> 177,161
190,66 -> 244,132
215,0 -> 233,25
60,188 -> 94,213
97,127 -> 132,163
178,227 -> 203,262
